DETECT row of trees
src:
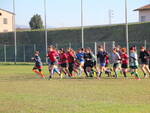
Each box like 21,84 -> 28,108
29,14 -> 44,30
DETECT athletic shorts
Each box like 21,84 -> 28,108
61,63 -> 68,68
80,61 -> 85,64
141,61 -> 148,65
33,66 -> 42,71
130,65 -> 138,69
113,63 -> 120,68
100,63 -> 106,67
84,61 -> 93,68
121,64 -> 128,68
93,61 -> 96,67
50,61 -> 57,65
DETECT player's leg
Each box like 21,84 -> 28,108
113,63 -> 119,78
141,64 -> 147,77
38,68 -> 45,78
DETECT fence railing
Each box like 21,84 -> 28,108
0,40 -> 149,63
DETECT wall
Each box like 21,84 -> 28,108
0,9 -> 13,32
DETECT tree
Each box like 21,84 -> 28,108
29,14 -> 44,30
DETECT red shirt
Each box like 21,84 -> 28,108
105,55 -> 109,64
121,53 -> 128,64
48,50 -> 58,62
67,52 -> 75,63
59,53 -> 68,64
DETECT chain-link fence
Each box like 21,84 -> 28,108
0,40 -> 149,63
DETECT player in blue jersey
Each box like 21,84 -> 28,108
76,48 -> 85,76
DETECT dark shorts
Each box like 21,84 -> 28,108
141,61 -> 148,65
84,60 -> 93,68
93,61 -> 96,67
113,63 -> 120,68
61,63 -> 68,68
33,66 -> 42,71
121,64 -> 128,68
100,63 -> 106,67
50,61 -> 57,65
130,66 -> 138,69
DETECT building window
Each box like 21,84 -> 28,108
0,13 -> 2,16
3,18 -> 8,24
141,16 -> 146,22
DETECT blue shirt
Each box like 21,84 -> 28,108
76,53 -> 85,62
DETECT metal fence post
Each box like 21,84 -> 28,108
69,42 -> 71,48
23,45 -> 26,62
103,42 -> 106,50
94,42 -> 97,63
112,41 -> 115,48
144,40 -> 147,49
4,44 -> 6,62
56,43 -> 58,48
33,44 -> 36,52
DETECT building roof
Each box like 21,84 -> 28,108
134,4 -> 150,11
0,8 -> 15,15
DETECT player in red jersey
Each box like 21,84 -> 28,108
59,48 -> 70,78
121,48 -> 129,78
47,46 -> 59,79
67,48 -> 76,76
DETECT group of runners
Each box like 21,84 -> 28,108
32,45 -> 150,80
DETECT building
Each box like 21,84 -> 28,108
0,8 -> 14,33
134,4 -> 150,22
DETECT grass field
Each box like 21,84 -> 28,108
0,64 -> 150,113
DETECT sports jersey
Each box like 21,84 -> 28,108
130,52 -> 138,67
105,55 -> 109,64
67,51 -> 75,63
121,53 -> 129,64
97,51 -> 107,63
59,52 -> 68,64
112,52 -> 121,64
48,50 -> 58,62
84,53 -> 92,61
76,53 -> 85,62
139,50 -> 149,64
33,55 -> 42,67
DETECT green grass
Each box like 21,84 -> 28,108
0,65 -> 150,113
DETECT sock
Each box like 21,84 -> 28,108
33,70 -> 45,78
50,69 -> 54,78
135,72 -> 140,79
123,72 -> 127,78
144,73 -> 146,77
79,67 -> 83,76
54,68 -> 60,74
115,70 -> 118,78
131,72 -> 134,76
99,72 -> 102,78
40,71 -> 45,78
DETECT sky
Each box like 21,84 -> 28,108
0,0 -> 150,28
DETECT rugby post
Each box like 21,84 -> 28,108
44,0 -> 48,63
81,0 -> 84,48
125,0 -> 129,56
13,0 -> 17,64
